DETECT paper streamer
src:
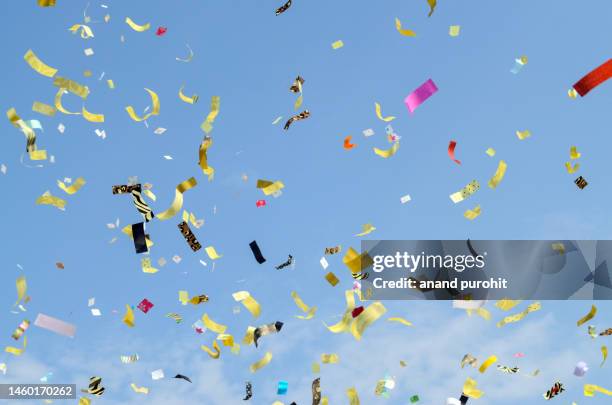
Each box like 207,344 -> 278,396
125,17 -> 150,32
284,110 -> 310,130
479,355 -> 497,373
201,96 -> 220,134
32,101 -> 56,117
275,0 -> 292,15
126,88 -> 160,122
572,59 -> 612,97
601,346 -> 608,367
463,378 -> 483,399
7,108 -> 48,161
427,0 -> 437,16
497,302 -> 541,327
24,49 -> 57,77
53,76 -> 89,99
201,340 -> 221,359
82,106 -> 104,123
156,177 -> 197,220
179,86 -> 199,104
34,313 -> 76,338
373,141 -> 400,158
249,240 -> 267,264
351,302 -> 386,340
123,305 -> 135,327
15,276 -> 27,307
291,291 -> 317,319
312,378 -> 322,404
346,387 -> 360,405
375,102 -> 396,122
57,177 -> 86,195
131,222 -> 149,254
178,221 -> 202,251
450,180 -> 480,203
577,305 -> 597,326
404,79 -> 438,113
201,314 -> 227,334
176,44 -> 194,62
395,18 -> 416,36
83,376 -> 104,396
464,205 -> 481,220
488,160 -> 507,189
448,140 -> 461,164
250,352 -> 272,372
233,291 -> 261,318
199,136 -> 214,181
36,192 -> 66,210
130,383 -> 149,394
584,384 -> 612,397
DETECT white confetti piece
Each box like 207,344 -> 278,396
84,48 -> 94,56
363,128 -> 375,137
151,369 -> 165,380
172,255 -> 182,264
91,308 -> 101,316
1,164 -> 7,175
320,257 -> 329,269
57,124 -> 65,133
400,194 -> 412,204
163,155 -> 173,160
154,127 -> 167,135
88,298 -> 95,307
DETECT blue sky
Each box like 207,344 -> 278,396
1,0 -> 612,404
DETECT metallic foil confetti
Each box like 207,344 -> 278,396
284,110 -> 310,130
275,0 -> 292,15
178,221 -> 202,251
572,59 -> 612,97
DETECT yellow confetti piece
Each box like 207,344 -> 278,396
107,79 -> 115,89
202,314 -> 227,334
233,291 -> 261,318
568,88 -> 578,99
351,301 -> 386,340
205,246 -> 223,260
242,326 -> 257,346
321,353 -> 339,364
0,363 -> 6,374
217,334 -> 234,347
463,377 -> 483,399
24,49 -> 57,78
325,290 -> 356,333
570,146 -> 581,160
199,136 -> 214,181
488,160 -> 507,189
475,307 -> 491,320
141,258 -> 158,274
144,189 -> 156,201
400,360 -> 407,367
322,397 -> 329,405
312,362 -> 320,373
38,0 -> 56,6
584,384 -> 612,397
82,106 -> 104,123
15,276 -> 27,307
464,205 -> 481,220
68,24 -> 94,39
601,346 -> 608,367
178,86 -> 199,104
250,351 -> 272,372
32,101 -> 56,117
516,129 -> 531,140
449,25 -> 461,36
294,94 -> 303,110
5,337 -> 27,356
53,77 -> 89,99
126,88 -> 160,122
36,191 -> 67,210
373,141 -> 400,158
156,177 -> 197,220
551,243 -> 565,255
201,340 -> 221,359
324,272 -> 339,286
346,387 -> 360,405
374,102 -> 396,122
497,302 -> 541,327
355,223 -> 376,237
257,179 -> 285,195
57,177 -> 86,195
577,305 -> 597,327
130,383 -> 149,394
291,291 -> 317,320
54,88 -> 80,116
125,17 -> 150,32
331,40 -> 344,49
201,96 -> 220,134
495,299 -> 521,311
387,317 -> 413,327
395,18 -> 416,36
123,305 -> 135,327
485,147 -> 496,157
479,355 -> 498,373
7,107 -> 48,161
565,162 -> 580,174
78,397 -> 91,405
84,70 -> 92,77
178,291 -> 189,305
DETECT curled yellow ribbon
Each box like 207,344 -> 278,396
125,17 -> 150,32
126,88 -> 160,122
249,352 -> 272,372
24,49 -> 57,77
179,86 -> 199,104
201,340 -> 221,359
374,102 -> 395,122
156,177 -> 197,220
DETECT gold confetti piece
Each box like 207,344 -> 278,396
126,88 -> 160,122
107,79 -> 115,89
178,291 -> 189,305
479,355 -> 498,373
5,336 -> 27,356
294,94 -> 303,110
374,141 -> 400,158
82,106 -> 104,122
464,205 -> 481,220
565,162 -> 580,174
321,353 -> 339,364
449,25 -> 461,36
84,70 -> 92,77
355,223 -> 376,237
156,177 -> 197,220
577,305 -> 597,327
201,340 -> 221,359
123,305 -> 135,327
351,302 -> 386,340
488,160 -> 507,189
346,387 -> 360,405
463,377 -> 483,399
552,243 -> 565,255
325,290 -> 356,333
322,397 -> 329,405
202,314 -> 227,334
24,49 -> 57,78
199,136 -> 214,181
312,362 -> 320,373
495,299 -> 521,311
291,291 -> 317,320
53,77 -> 90,99
497,302 -> 542,327
120,354 -> 139,363
395,18 -> 416,36
36,191 -> 67,210
426,0 -> 437,16
331,40 -> 344,49
205,246 -> 223,260
568,88 -> 578,99
201,96 -> 220,134
233,291 -> 261,318
57,177 -> 86,195
343,247 -> 373,274
144,189 -> 156,201
32,101 -> 56,117
38,0 -> 56,6
387,317 -> 413,327
54,88 -> 81,115
14,276 -> 27,307
130,383 -> 149,394
79,398 -> 90,405
570,146 -> 581,160
584,384 -> 612,397
178,86 -> 199,104
7,108 -> 48,161
485,147 -> 496,157
217,334 -> 234,347
375,102 -> 396,122
125,17 -> 150,32
325,272 -> 340,286
242,326 -> 257,346
601,346 -> 608,367
68,24 -> 94,39
250,351 -> 272,372
141,257 -> 158,274
257,179 -> 285,195
516,129 -> 531,140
